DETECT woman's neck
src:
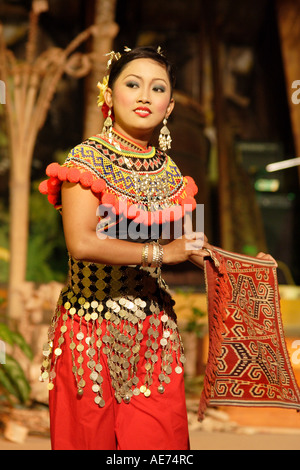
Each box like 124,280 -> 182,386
112,124 -> 152,150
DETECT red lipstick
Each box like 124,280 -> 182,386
134,107 -> 151,117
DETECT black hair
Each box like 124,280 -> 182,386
107,46 -> 176,94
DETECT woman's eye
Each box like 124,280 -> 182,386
153,86 -> 165,93
126,81 -> 139,88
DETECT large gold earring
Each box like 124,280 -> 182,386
158,117 -> 172,151
102,108 -> 113,142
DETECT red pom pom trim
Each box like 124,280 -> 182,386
164,205 -> 183,222
67,168 -> 81,183
46,162 -> 60,177
153,210 -> 164,225
181,197 -> 197,211
101,192 -> 116,206
91,178 -> 107,194
80,171 -> 94,187
184,176 -> 198,196
111,198 -> 128,216
39,180 -> 48,195
41,162 -> 199,226
58,166 -> 68,181
47,177 -> 61,194
47,194 -> 59,205
133,209 -> 153,226
126,204 -> 142,220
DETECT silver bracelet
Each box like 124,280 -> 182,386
151,243 -> 164,268
157,244 -> 164,267
141,244 -> 149,267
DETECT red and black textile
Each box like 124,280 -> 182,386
199,247 -> 300,420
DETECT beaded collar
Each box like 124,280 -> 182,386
89,132 -> 165,173
39,132 -> 199,225
109,128 -> 151,153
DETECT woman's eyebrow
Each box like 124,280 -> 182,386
123,73 -> 168,84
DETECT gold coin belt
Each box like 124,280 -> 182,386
40,260 -> 186,406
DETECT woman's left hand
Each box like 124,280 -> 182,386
256,252 -> 278,266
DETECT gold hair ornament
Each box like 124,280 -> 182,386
156,46 -> 165,56
104,46 -> 131,69
105,50 -> 121,69
97,47 -> 132,107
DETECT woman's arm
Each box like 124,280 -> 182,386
62,182 -> 274,269
61,182 -> 208,266
61,182 -> 146,265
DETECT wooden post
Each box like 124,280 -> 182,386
0,3 -> 96,323
276,0 -> 300,181
205,3 -> 234,250
83,0 -> 119,139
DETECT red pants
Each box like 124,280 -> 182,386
49,312 -> 190,450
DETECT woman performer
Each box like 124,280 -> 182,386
39,46 -> 272,450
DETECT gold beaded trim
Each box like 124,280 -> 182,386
41,295 -> 185,406
40,257 -> 185,406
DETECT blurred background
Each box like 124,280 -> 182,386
0,0 -> 299,449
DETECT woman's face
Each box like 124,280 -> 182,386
104,58 -> 174,144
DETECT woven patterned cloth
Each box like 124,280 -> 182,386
199,247 -> 300,420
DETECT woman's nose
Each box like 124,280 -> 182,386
137,87 -> 151,104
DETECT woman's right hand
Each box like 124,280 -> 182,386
163,232 -> 211,267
